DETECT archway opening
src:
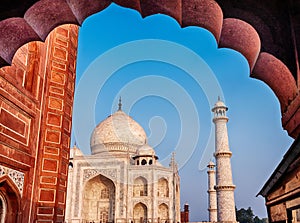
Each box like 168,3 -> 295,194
158,203 -> 169,223
133,177 -> 148,197
0,192 -> 7,223
133,202 -> 147,223
72,4 -> 293,221
0,179 -> 20,223
0,0 -> 296,222
158,178 -> 169,197
82,174 -> 116,223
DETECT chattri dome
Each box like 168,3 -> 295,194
137,144 -> 156,156
207,161 -> 215,167
212,97 -> 228,112
90,108 -> 147,155
214,100 -> 226,107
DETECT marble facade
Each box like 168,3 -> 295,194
65,105 -> 180,223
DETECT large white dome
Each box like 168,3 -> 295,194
90,109 -> 147,155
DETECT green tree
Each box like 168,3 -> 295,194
236,207 -> 254,223
254,216 -> 268,223
236,207 -> 268,223
254,216 -> 262,223
254,216 -> 259,223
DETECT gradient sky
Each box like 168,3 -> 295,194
71,3 -> 293,221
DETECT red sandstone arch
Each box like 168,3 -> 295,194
0,3 -> 299,222
252,52 -> 298,112
0,176 -> 21,223
0,0 -> 298,138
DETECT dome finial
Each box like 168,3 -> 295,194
218,96 -> 221,101
118,97 -> 122,111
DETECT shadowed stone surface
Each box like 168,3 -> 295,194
252,52 -> 297,112
140,0 -> 182,23
182,0 -> 223,42
219,18 -> 260,71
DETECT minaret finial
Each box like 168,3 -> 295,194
118,97 -> 122,111
218,96 -> 221,101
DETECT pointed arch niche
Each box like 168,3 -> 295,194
0,193 -> 6,223
82,174 -> 115,223
158,203 -> 169,222
133,202 -> 147,223
158,178 -> 169,198
0,176 -> 21,223
133,177 -> 148,197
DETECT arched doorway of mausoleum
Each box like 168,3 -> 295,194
82,174 -> 116,223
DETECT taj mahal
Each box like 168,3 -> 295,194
65,99 -> 181,223
65,98 -> 237,223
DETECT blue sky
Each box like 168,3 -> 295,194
71,3 -> 293,221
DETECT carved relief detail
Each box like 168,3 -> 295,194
120,185 -> 124,215
83,168 -> 117,182
133,198 -> 150,205
0,165 -> 25,196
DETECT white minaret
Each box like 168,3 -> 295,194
212,98 -> 236,223
207,161 -> 217,222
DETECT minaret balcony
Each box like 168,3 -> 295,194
208,208 -> 217,212
214,185 -> 236,191
213,116 -> 229,122
214,151 -> 232,158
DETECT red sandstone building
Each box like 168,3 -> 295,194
258,137 -> 300,223
0,25 -> 78,222
181,203 -> 189,223
0,1 -> 299,222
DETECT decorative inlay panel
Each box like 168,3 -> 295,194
83,168 -> 117,182
0,165 -> 25,196
0,102 -> 31,146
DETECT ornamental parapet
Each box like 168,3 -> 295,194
208,208 -> 217,211
213,116 -> 229,123
214,151 -> 232,157
103,142 -> 138,153
214,185 -> 236,191
207,189 -> 217,193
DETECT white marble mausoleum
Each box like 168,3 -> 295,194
65,101 -> 181,223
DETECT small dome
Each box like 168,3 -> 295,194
90,110 -> 147,155
207,161 -> 215,167
137,144 -> 156,156
214,100 -> 226,107
212,98 -> 228,112
70,144 -> 84,158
